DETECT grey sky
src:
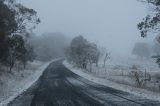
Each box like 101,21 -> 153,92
19,0 -> 154,58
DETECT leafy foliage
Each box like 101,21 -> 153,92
7,34 -> 25,71
0,0 -> 40,71
66,35 -> 101,69
17,44 -> 36,69
138,0 -> 160,37
138,0 -> 160,67
0,1 -> 17,62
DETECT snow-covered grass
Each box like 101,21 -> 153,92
63,59 -> 160,102
92,58 -> 160,92
0,59 -> 57,106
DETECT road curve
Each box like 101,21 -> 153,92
8,60 -> 160,106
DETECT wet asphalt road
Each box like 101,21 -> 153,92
8,60 -> 160,106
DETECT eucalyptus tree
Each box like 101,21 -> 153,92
0,0 -> 40,71
138,0 -> 160,66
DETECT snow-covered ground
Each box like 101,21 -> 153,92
63,59 -> 160,102
0,59 -> 57,106
88,58 -> 160,92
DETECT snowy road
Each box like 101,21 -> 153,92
8,60 -> 160,106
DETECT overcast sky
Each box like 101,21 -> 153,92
19,0 -> 154,58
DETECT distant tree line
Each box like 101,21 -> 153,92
66,35 -> 106,71
29,32 -> 70,61
0,0 -> 40,71
132,42 -> 151,59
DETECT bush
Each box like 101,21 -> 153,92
130,70 -> 151,88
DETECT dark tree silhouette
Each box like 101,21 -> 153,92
0,0 -> 40,71
66,35 -> 101,70
138,0 -> 160,37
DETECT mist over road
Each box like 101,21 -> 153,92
8,60 -> 160,106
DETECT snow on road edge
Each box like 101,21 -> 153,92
0,58 -> 60,106
63,60 -> 160,102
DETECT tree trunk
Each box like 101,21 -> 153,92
89,62 -> 92,72
103,60 -> 106,68
9,61 -> 14,72
8,49 -> 16,72
23,62 -> 26,69
103,53 -> 109,68
96,61 -> 98,67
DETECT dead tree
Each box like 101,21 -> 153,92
103,52 -> 110,68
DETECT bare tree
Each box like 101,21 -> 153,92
103,52 -> 110,68
130,70 -> 144,87
130,70 -> 151,88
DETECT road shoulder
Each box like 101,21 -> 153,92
63,60 -> 160,102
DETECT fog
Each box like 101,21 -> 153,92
28,32 -> 70,61
19,0 -> 155,59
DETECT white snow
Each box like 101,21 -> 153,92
0,58 -> 60,106
63,60 -> 160,102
